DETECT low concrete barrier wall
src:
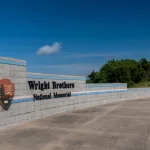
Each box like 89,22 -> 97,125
0,56 -> 149,129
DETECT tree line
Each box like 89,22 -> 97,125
87,58 -> 150,87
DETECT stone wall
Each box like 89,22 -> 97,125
0,56 -> 149,129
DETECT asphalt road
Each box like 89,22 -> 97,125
1,98 -> 150,150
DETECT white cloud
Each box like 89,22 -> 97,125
36,42 -> 61,55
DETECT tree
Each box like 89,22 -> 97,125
87,59 -> 145,87
139,58 -> 150,81
88,70 -> 98,83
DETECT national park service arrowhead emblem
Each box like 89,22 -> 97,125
0,79 -> 14,110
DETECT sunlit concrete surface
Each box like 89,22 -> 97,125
1,98 -> 150,150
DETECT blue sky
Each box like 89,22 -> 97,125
0,0 -> 150,76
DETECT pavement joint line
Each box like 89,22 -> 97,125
144,124 -> 150,150
41,129 -> 94,150
110,118 -> 133,150
105,115 -> 150,119
69,112 -> 99,116
81,115 -> 102,126
81,104 -> 121,127
75,135 -> 93,150
47,133 -> 69,146
40,126 -> 104,135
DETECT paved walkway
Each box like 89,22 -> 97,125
1,98 -> 150,150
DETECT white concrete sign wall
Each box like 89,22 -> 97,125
0,56 -> 149,129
